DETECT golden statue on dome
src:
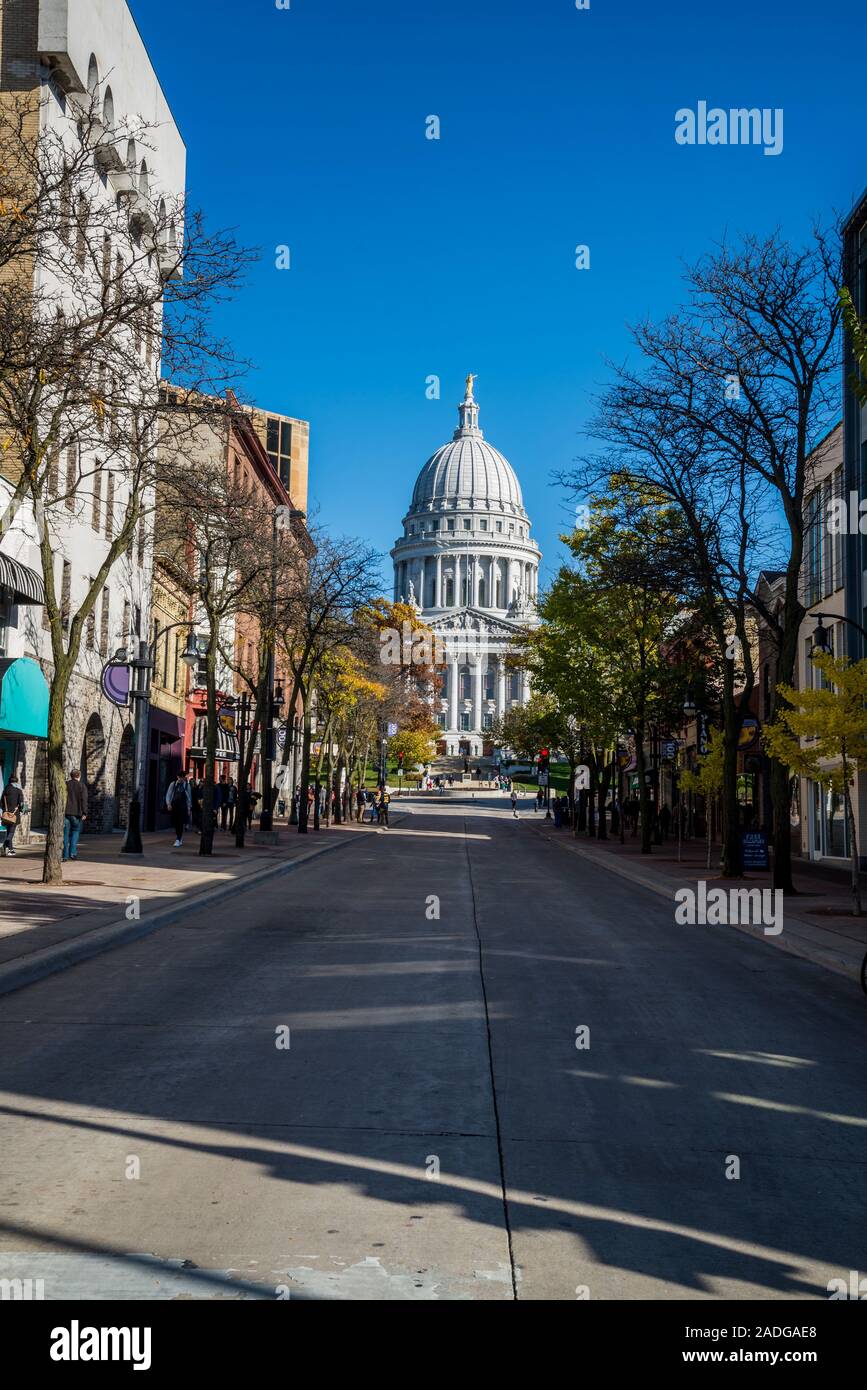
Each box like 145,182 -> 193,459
465,373 -> 477,399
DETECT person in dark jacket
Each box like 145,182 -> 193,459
63,769 -> 88,861
1,775 -> 26,857
166,771 -> 192,847
191,777 -> 204,832
224,779 -> 238,831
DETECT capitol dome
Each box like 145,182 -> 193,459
408,378 -> 526,519
412,437 -> 524,514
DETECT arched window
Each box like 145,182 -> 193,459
87,55 -> 99,94
103,86 -> 114,132
126,139 -> 137,174
478,577 -> 486,607
157,198 -> 168,247
139,160 -> 149,197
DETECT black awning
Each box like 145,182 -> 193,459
0,551 -> 45,606
190,715 -> 240,763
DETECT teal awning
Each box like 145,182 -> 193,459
0,657 -> 49,740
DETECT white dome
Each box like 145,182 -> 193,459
408,382 -> 526,517
412,435 -> 523,511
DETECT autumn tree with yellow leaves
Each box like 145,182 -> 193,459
763,653 -> 867,915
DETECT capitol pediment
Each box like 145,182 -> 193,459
429,606 -> 525,640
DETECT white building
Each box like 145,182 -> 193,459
0,0 -> 185,833
391,377 -> 540,759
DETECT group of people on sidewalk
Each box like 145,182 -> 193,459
164,773 -> 255,848
1,767 -> 90,863
354,786 -> 391,827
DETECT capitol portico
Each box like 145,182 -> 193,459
391,377 -> 541,758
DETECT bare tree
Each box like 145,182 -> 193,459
160,410 -> 274,856
276,535 -> 380,832
573,228 -> 841,890
0,87 -> 254,882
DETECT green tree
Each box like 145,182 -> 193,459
550,486 -> 698,852
680,728 -> 725,872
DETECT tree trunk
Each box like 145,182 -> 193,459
43,662 -> 72,885
313,723 -> 328,832
769,756 -> 795,893
719,669 -> 745,877
768,607 -> 800,893
635,721 -> 652,854
842,747 -> 862,916
597,757 -> 611,840
298,698 -> 312,834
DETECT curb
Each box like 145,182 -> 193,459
0,830 -> 363,1000
527,823 -> 863,985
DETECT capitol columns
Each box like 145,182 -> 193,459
448,649 -> 460,733
436,553 -> 443,608
496,657 -> 507,719
472,650 -> 484,735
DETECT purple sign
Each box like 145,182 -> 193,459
101,661 -> 130,708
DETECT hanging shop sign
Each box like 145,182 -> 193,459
101,660 -> 130,709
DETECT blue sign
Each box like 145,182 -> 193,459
741,831 -> 769,871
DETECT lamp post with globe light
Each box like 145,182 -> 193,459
809,613 -> 867,659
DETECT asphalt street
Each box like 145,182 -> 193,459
1,792 -> 865,1300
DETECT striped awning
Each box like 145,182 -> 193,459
190,715 -> 240,763
0,552 -> 44,606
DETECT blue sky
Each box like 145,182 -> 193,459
131,0 -> 865,589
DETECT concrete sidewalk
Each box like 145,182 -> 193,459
525,819 -> 867,983
0,817 -> 384,996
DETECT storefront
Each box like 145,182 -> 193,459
0,655 -> 50,791
188,714 -> 240,777
807,779 -> 850,861
145,708 -> 187,832
0,554 -> 49,813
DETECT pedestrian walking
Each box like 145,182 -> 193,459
355,787 -> 366,822
63,768 -> 88,861
191,777 -> 204,833
226,778 -> 237,831
214,779 -> 226,829
1,773 -> 26,857
378,787 -> 390,828
659,803 -> 671,841
511,789 -> 519,818
166,770 -> 192,848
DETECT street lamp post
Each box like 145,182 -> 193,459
222,691 -> 252,849
120,625 -> 199,855
810,612 -> 867,656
